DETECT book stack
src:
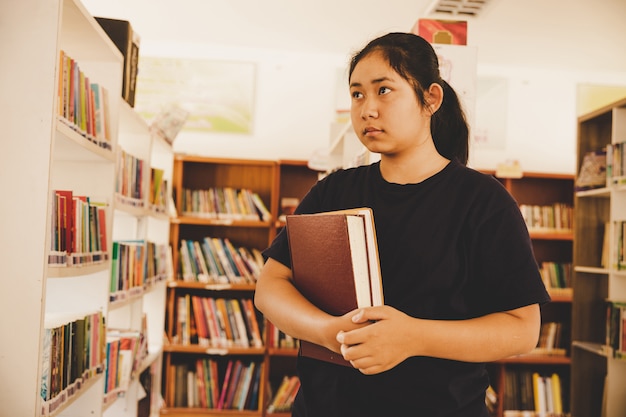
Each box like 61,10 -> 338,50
57,51 -> 112,150
50,190 -> 108,267
502,370 -> 565,416
172,359 -> 262,411
267,375 -> 301,413
286,208 -> 383,367
176,295 -> 263,349
40,311 -> 106,416
181,187 -> 271,221
179,237 -> 264,284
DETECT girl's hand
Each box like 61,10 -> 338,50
336,306 -> 416,374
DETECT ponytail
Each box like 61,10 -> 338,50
432,80 -> 469,165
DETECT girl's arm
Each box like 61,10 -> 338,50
338,303 -> 541,374
254,258 -> 365,354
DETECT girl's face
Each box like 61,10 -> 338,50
349,51 -> 432,158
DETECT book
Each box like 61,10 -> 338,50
94,17 -> 140,107
285,207 -> 383,366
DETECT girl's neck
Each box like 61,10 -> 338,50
379,150 -> 449,185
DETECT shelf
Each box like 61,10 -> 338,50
55,119 -> 116,162
160,408 -> 262,416
173,217 -> 273,228
574,266 -> 610,274
528,230 -> 573,240
496,354 -> 571,365
576,187 -> 611,198
267,348 -> 298,357
167,281 -> 256,292
572,341 -> 609,357
547,289 -> 573,302
164,345 -> 266,356
47,262 -> 109,278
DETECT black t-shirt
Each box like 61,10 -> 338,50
263,160 -> 550,417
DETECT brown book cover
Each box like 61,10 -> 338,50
285,207 -> 383,367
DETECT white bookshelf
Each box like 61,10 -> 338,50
0,0 -> 171,415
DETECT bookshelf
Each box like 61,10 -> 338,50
162,155 -> 317,416
484,172 -> 574,417
0,1 -> 172,415
0,0 -> 121,415
106,101 -> 173,416
571,96 -> 626,417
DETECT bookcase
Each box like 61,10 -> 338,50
162,155 -> 317,416
0,1 -> 172,415
483,173 -> 574,417
571,96 -> 626,417
107,101 -> 174,416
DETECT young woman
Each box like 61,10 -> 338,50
255,32 -> 550,417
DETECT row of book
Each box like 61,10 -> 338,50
172,359 -> 262,411
149,167 -> 169,213
57,50 -> 112,150
606,300 -> 626,359
539,262 -> 572,292
535,321 -> 568,355
115,150 -> 170,214
109,240 -> 170,302
265,320 -> 298,349
606,141 -> 626,184
49,190 -> 108,267
40,311 -> 106,415
181,187 -> 271,222
179,237 -> 264,284
267,375 -> 300,413
176,295 -> 263,349
519,203 -> 573,232
614,221 -> 626,270
116,149 -> 146,205
502,370 -> 566,416
103,323 -> 148,401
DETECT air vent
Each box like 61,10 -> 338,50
426,0 -> 491,17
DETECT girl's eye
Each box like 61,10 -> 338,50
378,87 -> 391,95
351,91 -> 363,99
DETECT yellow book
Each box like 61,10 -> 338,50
551,373 -> 563,414
532,372 -> 545,412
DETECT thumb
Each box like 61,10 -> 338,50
351,306 -> 386,323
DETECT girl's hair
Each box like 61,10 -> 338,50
349,32 -> 469,165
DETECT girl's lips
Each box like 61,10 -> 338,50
363,127 -> 381,135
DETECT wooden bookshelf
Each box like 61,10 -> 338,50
163,155 -> 317,416
571,96 -> 626,417
484,172 -> 574,417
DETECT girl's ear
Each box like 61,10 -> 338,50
425,83 -> 444,114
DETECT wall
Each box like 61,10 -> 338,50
83,1 -> 626,175
138,41 -> 348,163
143,39 -> 626,175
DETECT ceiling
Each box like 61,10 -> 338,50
83,0 -> 626,73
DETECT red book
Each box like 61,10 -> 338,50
55,190 -> 74,254
285,207 -> 383,367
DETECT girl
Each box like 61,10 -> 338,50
255,32 -> 549,417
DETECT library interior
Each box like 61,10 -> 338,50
2,0 -> 626,416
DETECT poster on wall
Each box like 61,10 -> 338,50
134,56 -> 256,134
431,43 -> 477,138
